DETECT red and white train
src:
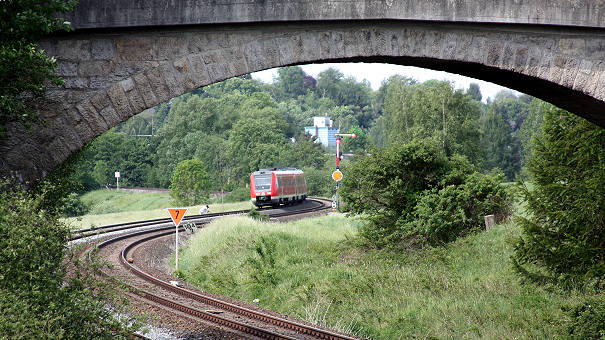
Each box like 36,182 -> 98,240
250,168 -> 307,207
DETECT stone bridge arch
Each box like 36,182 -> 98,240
2,19 -> 605,184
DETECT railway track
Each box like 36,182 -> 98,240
82,198 -> 358,339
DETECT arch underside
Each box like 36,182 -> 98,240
2,20 -> 605,184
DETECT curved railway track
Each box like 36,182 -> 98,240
81,198 -> 359,339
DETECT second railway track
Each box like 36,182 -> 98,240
81,198 -> 359,339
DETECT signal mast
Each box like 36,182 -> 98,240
331,132 -> 356,210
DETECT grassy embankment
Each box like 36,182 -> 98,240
177,213 -> 594,339
63,189 -> 253,229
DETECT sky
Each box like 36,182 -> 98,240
252,62 -> 519,103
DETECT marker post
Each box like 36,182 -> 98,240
167,208 -> 188,271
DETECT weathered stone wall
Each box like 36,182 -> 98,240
63,0 -> 605,29
2,18 -> 605,185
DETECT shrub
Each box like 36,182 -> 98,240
405,172 -> 512,246
340,138 -> 512,248
0,180 -> 140,338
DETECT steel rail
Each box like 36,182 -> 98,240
90,198 -> 355,339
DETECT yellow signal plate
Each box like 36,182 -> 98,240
332,170 -> 343,182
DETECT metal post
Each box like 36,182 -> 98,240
336,136 -> 341,168
175,223 -> 179,271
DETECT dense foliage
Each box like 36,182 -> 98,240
0,181 -> 139,338
169,159 -> 210,205
63,66 -> 542,202
0,0 -> 76,138
339,138 -> 512,248
512,107 -> 605,289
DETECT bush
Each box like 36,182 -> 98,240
404,172 -> 512,246
0,180 -> 140,338
340,138 -> 512,248
512,108 -> 605,288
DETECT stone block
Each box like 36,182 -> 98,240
79,60 -> 110,76
159,62 -> 184,98
484,214 -> 495,230
188,54 -> 211,87
499,43 -> 515,71
116,37 -> 154,61
442,32 -> 458,60
586,38 -> 605,60
371,28 -> 387,55
99,105 -> 121,128
548,54 -> 568,83
263,38 -> 281,68
572,60 -> 593,92
585,61 -> 605,98
121,78 -> 146,113
173,57 -> 196,92
90,77 -> 110,89
134,73 -> 159,108
91,39 -> 116,60
56,40 -> 91,61
57,61 -> 78,77
425,31 -> 445,58
90,92 -> 111,111
107,83 -> 133,120
486,40 -> 504,67
408,29 -> 427,57
226,47 -> 249,77
560,58 -> 579,88
76,99 -> 108,135
144,66 -> 172,103
244,40 -> 268,72
512,46 -> 529,73
453,32 -> 473,61
62,77 -> 89,89
558,38 -> 585,56
536,53 -> 553,80
386,30 -> 401,57
157,36 -> 188,60
469,36 -> 488,64
524,46 -> 543,77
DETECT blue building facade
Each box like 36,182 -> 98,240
304,117 -> 338,150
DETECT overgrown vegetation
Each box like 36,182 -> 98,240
0,0 -> 76,138
339,138 -> 512,248
512,107 -> 605,289
177,214 -> 599,339
0,181 -> 140,338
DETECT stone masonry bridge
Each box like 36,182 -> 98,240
2,0 -> 605,185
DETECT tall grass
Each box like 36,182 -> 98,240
178,214 -> 593,339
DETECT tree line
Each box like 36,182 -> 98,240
64,66 -> 543,199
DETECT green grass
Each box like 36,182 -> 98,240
79,189 -> 172,215
63,189 -> 253,229
178,214 -> 595,339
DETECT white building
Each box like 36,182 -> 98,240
304,116 -> 339,150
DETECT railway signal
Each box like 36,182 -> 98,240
332,132 -> 356,210
167,208 -> 188,271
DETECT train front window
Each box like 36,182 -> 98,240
254,175 -> 271,190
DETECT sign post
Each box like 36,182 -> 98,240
115,171 -> 120,189
167,208 -> 188,271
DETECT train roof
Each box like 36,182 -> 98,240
253,168 -> 303,175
